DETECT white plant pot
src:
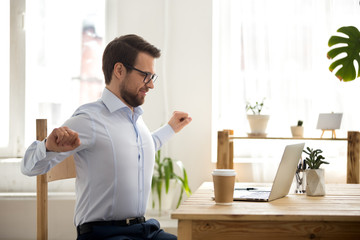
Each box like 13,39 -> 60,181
247,115 -> 270,135
306,169 -> 326,196
291,126 -> 304,138
147,179 -> 180,216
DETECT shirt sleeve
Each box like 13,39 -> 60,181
152,124 -> 175,151
21,139 -> 61,176
21,111 -> 95,176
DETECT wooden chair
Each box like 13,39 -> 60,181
36,119 -> 76,240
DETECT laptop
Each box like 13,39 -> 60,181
233,143 -> 305,202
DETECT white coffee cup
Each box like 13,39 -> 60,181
212,169 -> 236,205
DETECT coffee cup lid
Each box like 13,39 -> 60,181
212,169 -> 236,176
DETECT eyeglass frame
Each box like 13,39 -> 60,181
122,63 -> 158,85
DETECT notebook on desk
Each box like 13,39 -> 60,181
233,143 -> 305,202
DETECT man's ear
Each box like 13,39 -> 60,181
113,62 -> 125,80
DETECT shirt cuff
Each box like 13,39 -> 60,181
21,139 -> 58,176
152,124 -> 175,150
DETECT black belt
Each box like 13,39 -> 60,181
77,217 -> 146,235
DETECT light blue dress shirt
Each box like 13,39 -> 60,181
21,88 -> 175,226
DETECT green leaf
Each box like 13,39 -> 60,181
156,179 -> 162,212
303,147 -> 328,169
155,150 -> 161,163
176,188 -> 184,208
164,160 -> 172,194
327,26 -> 360,82
151,176 -> 157,192
176,161 -> 192,195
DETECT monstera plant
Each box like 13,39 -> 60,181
327,26 -> 360,82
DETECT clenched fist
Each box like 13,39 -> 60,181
45,126 -> 81,152
168,111 -> 192,133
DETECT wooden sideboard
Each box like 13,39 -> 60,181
217,130 -> 360,183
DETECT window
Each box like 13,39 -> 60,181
213,0 -> 360,140
213,0 -> 360,138
0,0 -> 26,158
0,0 -> 105,158
0,0 -> 10,149
24,0 -> 105,150
212,0 -> 360,182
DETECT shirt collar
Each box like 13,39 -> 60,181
101,88 -> 144,116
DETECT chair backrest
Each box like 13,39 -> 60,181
36,119 -> 76,240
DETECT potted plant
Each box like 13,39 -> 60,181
151,150 -> 191,215
303,147 -> 329,196
291,120 -> 304,138
245,99 -> 269,137
327,26 -> 360,82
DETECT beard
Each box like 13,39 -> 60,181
120,83 -> 146,108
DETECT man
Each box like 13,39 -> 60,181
21,34 -> 192,240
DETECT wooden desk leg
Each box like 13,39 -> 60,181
347,131 -> 360,184
177,220 -> 193,240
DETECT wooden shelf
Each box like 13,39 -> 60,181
230,136 -> 347,141
217,130 -> 360,184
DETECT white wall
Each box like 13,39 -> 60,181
160,0 -> 214,192
0,196 -> 76,240
106,0 -> 214,192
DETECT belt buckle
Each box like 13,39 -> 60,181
126,218 -> 136,225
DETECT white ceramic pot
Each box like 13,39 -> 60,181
291,126 -> 304,138
306,169 -> 325,196
247,115 -> 270,135
147,179 -> 180,216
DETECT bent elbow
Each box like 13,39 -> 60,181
21,164 -> 34,176
20,159 -> 40,176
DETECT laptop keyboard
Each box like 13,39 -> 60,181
234,190 -> 271,200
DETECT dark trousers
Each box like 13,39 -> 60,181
77,218 -> 177,240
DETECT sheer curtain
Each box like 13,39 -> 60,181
213,0 -> 360,138
212,0 -> 360,182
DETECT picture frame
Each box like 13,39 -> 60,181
316,113 -> 343,130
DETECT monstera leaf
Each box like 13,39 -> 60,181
327,26 -> 360,82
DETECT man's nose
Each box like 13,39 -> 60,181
146,79 -> 154,89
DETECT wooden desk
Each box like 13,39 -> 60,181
171,182 -> 360,240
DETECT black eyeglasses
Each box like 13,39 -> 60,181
123,63 -> 158,84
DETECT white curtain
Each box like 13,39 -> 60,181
213,0 -> 360,182
213,0 -> 360,137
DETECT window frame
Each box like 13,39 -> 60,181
0,0 -> 26,158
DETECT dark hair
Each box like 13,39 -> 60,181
102,34 -> 161,85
